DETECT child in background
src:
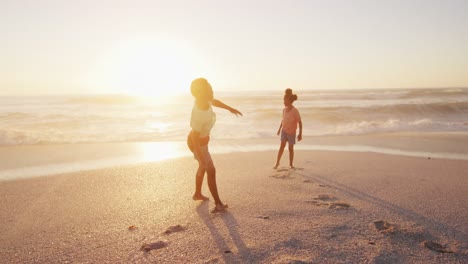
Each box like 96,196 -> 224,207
274,88 -> 302,169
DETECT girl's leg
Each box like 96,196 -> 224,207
193,164 -> 208,200
274,141 -> 287,169
288,143 -> 295,168
206,165 -> 222,205
206,164 -> 228,212
202,146 -> 227,210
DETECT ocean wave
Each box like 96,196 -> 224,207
2,118 -> 467,146
292,88 -> 468,102
2,90 -> 468,146
0,129 -> 41,145
0,127 -> 187,146
248,100 -> 468,122
301,101 -> 468,123
299,91 -> 406,101
66,95 -> 141,105
0,129 -> 120,146
0,112 -> 32,121
399,88 -> 468,99
322,119 -> 468,136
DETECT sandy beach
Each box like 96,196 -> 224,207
1,144 -> 467,263
3,0 -> 468,262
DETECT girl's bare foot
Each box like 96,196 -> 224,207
211,203 -> 228,213
273,164 -> 279,169
192,194 -> 209,201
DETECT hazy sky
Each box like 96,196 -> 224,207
1,0 -> 468,95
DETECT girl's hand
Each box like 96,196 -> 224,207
212,99 -> 242,116
230,108 -> 243,116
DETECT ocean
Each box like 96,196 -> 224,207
1,88 -> 467,146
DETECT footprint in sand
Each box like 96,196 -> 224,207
268,253 -> 311,264
328,202 -> 351,209
305,200 -> 328,206
140,241 -> 168,252
371,221 -> 457,255
422,241 -> 454,253
314,194 -> 336,201
270,172 -> 293,179
204,257 -> 220,263
163,224 -> 185,235
307,195 -> 351,209
373,220 -> 395,233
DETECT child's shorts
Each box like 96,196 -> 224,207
281,130 -> 296,145
187,133 -> 214,169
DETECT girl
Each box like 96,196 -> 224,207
187,78 -> 242,213
274,88 -> 302,169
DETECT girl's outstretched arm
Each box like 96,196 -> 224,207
212,99 -> 243,116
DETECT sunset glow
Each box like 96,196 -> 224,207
1,1 -> 467,95
85,37 -> 200,96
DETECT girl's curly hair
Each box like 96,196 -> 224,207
284,88 -> 298,102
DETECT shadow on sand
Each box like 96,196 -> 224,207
196,202 -> 253,263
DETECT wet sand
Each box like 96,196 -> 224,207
1,132 -> 468,181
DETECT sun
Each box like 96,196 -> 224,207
87,37 -> 204,97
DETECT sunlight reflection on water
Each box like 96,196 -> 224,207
137,141 -> 189,162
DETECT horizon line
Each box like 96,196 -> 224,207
1,86 -> 468,97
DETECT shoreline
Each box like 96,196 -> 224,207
1,132 -> 468,181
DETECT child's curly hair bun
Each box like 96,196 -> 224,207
284,88 -> 298,102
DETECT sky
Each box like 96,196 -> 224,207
1,0 -> 468,96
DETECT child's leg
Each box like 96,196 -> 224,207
288,143 -> 295,168
206,164 -> 221,204
193,164 -> 208,200
201,146 -> 225,207
274,141 -> 287,168
193,145 -> 210,201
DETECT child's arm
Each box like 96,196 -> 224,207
212,99 -> 243,116
277,121 -> 282,135
277,108 -> 284,135
297,120 -> 303,141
